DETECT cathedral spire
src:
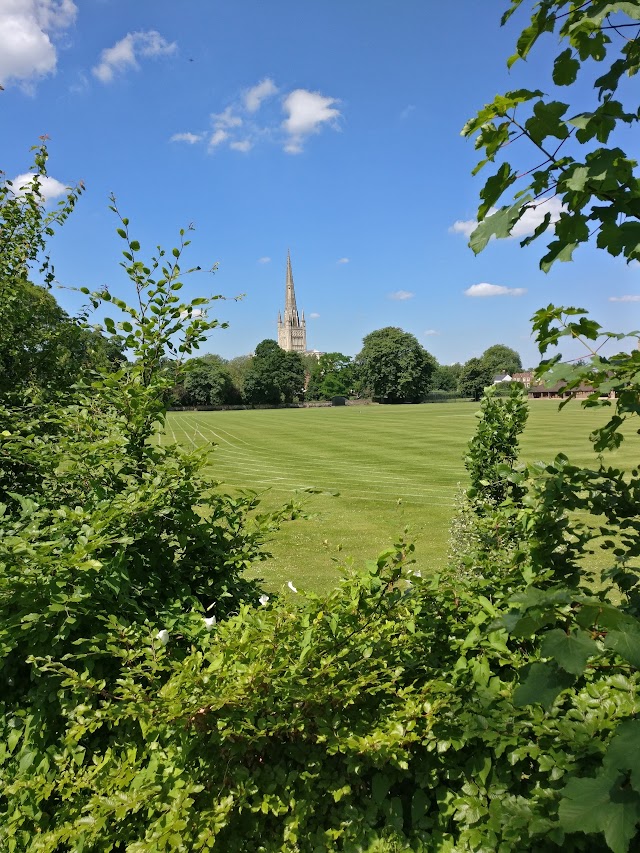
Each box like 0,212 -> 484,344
278,251 -> 307,353
285,249 -> 298,316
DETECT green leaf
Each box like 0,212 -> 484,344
559,773 -> 640,853
469,198 -> 528,254
604,624 -> 640,668
478,162 -> 517,219
540,241 -> 577,273
541,629 -> 599,675
524,101 -> 570,146
372,772 -> 390,805
513,662 -> 575,709
553,49 -> 580,86
130,240 -> 140,251
604,720 -> 640,794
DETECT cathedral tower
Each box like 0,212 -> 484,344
277,251 -> 307,353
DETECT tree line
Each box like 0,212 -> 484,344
1,288 -> 525,407
167,332 -> 524,408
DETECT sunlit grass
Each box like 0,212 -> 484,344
164,401 -> 636,593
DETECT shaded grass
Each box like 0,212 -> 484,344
165,402 -> 636,593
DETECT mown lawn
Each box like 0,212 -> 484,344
164,401 -> 635,593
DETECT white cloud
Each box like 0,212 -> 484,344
282,89 -> 340,153
609,294 -> 640,302
243,77 -> 277,112
400,104 -> 415,120
424,329 -> 440,336
337,257 -> 349,264
450,196 -> 564,240
464,283 -> 527,298
258,256 -> 271,264
211,106 -> 242,129
170,132 -> 203,144
309,312 -> 320,319
92,30 -> 176,83
11,172 -> 69,202
0,0 -> 77,88
230,139 -> 252,152
209,129 -> 228,148
200,80 -> 342,155
389,290 -> 414,301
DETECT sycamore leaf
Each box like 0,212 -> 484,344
469,198 -> 529,254
478,162 -> 517,219
604,720 -> 640,795
524,101 -> 570,146
540,241 -> 577,273
553,49 -> 580,85
559,773 -> 640,853
541,629 -> 599,676
604,624 -> 640,669
513,662 -> 575,709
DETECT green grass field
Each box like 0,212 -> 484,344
163,402 -> 636,593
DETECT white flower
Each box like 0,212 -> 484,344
413,570 -> 422,578
287,581 -> 298,593
155,629 -> 169,646
203,616 -> 217,629
259,594 -> 270,606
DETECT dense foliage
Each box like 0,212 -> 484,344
355,327 -> 436,404
243,339 -> 306,405
306,351 -> 354,400
3,2 -> 640,844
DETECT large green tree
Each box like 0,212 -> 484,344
481,343 -> 523,377
244,340 -> 305,406
355,327 -> 435,403
306,352 -> 353,400
432,362 -> 463,392
458,357 -> 494,400
183,354 -> 238,406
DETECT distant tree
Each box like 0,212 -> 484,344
306,352 -> 353,400
0,279 -> 124,397
355,327 -> 435,404
244,340 -> 305,406
432,362 -> 463,392
458,357 -> 494,401
226,355 -> 253,398
480,344 -> 523,378
183,354 -> 237,406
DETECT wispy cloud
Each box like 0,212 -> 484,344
424,329 -> 440,336
389,290 -> 414,301
211,106 -> 242,129
209,129 -> 229,148
309,312 -> 320,319
170,132 -> 203,144
243,77 -> 278,112
450,197 -> 564,240
0,0 -> 77,89
10,172 -> 70,203
337,257 -> 349,264
258,256 -> 271,264
230,139 -> 252,152
172,79 -> 341,155
283,89 -> 341,154
93,30 -> 176,83
465,283 -> 527,298
400,104 -> 415,120
609,294 -> 640,302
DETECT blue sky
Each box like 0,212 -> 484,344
2,0 -> 638,367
